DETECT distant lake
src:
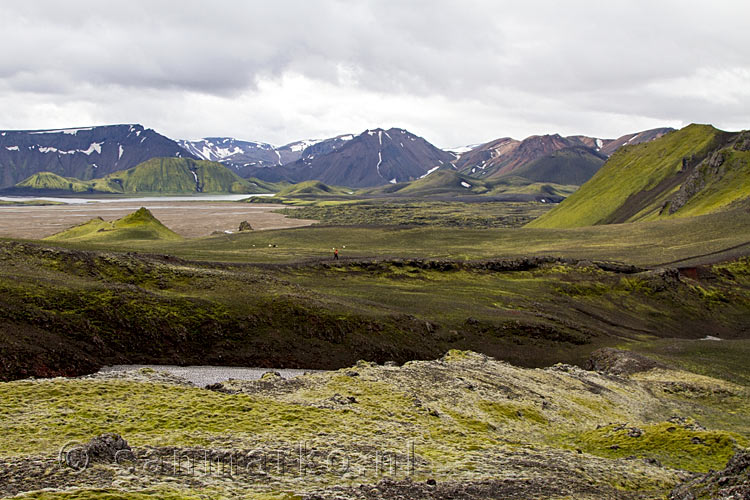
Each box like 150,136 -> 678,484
99,364 -> 320,387
0,193 -> 274,204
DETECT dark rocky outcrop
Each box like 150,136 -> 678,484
670,450 -> 750,500
586,348 -> 665,376
83,433 -> 132,463
670,151 -> 728,214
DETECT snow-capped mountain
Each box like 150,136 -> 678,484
178,134 -> 356,178
0,124 -> 195,189
245,128 -> 455,188
178,137 -> 282,177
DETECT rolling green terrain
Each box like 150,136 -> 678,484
0,350 -> 747,499
3,207 -> 750,383
360,170 -> 576,200
41,207 -> 750,267
274,200 -> 553,228
44,208 -> 182,243
248,171 -> 577,207
1,195 -> 749,499
274,180 -> 352,197
9,158 -> 276,195
530,124 -> 750,228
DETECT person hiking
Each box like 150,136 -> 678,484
333,248 -> 339,260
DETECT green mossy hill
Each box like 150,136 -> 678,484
274,180 -> 354,197
14,172 -> 118,193
529,124 -> 750,228
11,158 -> 276,195
43,207 -> 182,242
107,158 -> 270,194
0,351 -> 747,498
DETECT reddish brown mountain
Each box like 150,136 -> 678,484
455,134 -> 583,178
454,128 -> 675,184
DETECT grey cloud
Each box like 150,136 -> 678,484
0,0 -> 748,145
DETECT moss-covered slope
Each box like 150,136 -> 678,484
9,158 -> 276,195
14,172 -> 120,193
44,207 -> 182,243
529,124 -> 750,228
274,180 -> 353,197
360,170 -> 576,200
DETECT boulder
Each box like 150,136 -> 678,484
84,433 -> 131,463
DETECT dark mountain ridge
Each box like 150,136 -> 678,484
245,128 -> 455,188
0,124 -> 195,189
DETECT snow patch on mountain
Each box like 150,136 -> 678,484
447,144 -> 479,155
288,139 -> 324,152
420,166 -> 440,179
82,142 -> 102,155
28,127 -> 95,135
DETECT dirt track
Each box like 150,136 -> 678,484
0,202 -> 316,239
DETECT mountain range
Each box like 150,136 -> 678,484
177,134 -> 355,177
0,123 -> 675,192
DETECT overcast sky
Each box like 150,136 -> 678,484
1,1 -> 748,148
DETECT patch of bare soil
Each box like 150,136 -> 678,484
0,202 -> 316,239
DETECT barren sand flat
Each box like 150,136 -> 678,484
0,201 -> 317,239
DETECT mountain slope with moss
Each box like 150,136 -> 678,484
529,124 -> 750,228
356,170 -> 576,201
8,158 -> 276,195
